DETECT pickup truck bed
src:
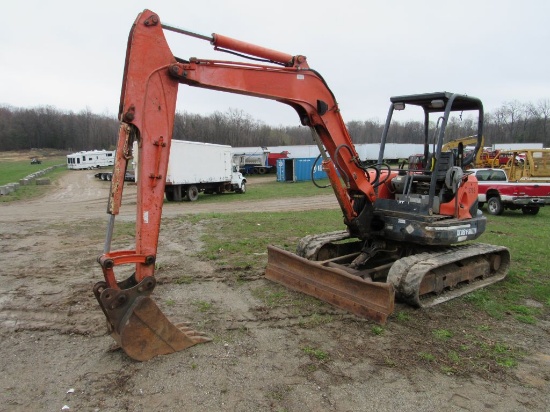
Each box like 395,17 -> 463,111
471,168 -> 550,215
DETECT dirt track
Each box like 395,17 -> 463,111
0,171 -> 339,223
0,170 -> 549,411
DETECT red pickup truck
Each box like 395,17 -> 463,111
471,168 -> 550,215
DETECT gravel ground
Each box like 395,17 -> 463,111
0,170 -> 548,411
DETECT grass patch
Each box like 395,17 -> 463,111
0,153 -> 68,202
193,300 -> 213,312
371,325 -> 385,336
183,175 -> 332,205
298,313 -> 333,328
447,350 -> 461,363
466,207 -> 550,321
0,154 -> 67,185
302,346 -> 329,361
250,284 -> 326,315
418,352 -> 435,362
394,311 -> 411,322
251,286 -> 289,308
429,326 -> 524,373
175,275 -> 194,285
433,329 -> 453,340
185,207 -> 549,326
441,366 -> 457,375
0,164 -> 68,203
182,209 -> 343,271
485,342 -> 521,368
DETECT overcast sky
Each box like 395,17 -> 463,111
2,0 -> 549,127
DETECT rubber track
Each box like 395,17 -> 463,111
387,243 -> 510,307
297,232 -> 510,310
296,230 -> 350,260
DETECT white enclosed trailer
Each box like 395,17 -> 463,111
67,150 -> 115,170
240,144 -> 423,163
492,143 -> 543,151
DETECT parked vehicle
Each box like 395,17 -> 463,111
268,151 -> 290,168
30,157 -> 42,165
95,170 -> 135,182
233,148 -> 289,174
471,168 -> 550,215
67,150 -> 115,170
139,140 -> 246,201
487,149 -> 550,182
233,149 -> 270,174
250,144 -> 423,163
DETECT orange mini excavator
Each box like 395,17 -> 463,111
93,9 -> 509,361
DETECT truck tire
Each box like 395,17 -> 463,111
165,189 -> 174,201
522,206 -> 540,215
237,182 -> 246,194
165,185 -> 183,202
257,167 -> 267,174
186,185 -> 199,202
487,196 -> 504,216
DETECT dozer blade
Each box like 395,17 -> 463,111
265,245 -> 395,324
93,276 -> 210,361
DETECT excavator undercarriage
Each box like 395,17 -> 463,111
266,229 -> 510,324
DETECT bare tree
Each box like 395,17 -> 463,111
1,99 -> 549,152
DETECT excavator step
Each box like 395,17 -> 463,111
265,245 -> 395,324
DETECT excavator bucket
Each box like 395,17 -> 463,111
265,245 -> 395,324
93,276 -> 210,361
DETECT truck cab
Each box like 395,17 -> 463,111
231,164 -> 247,193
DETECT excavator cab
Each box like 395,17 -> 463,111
373,93 -> 483,218
367,92 -> 486,240
382,92 -> 483,168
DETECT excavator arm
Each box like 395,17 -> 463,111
118,10 -> 377,231
93,9 -> 385,361
105,9 -> 381,284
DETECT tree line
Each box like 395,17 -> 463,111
1,99 -> 549,152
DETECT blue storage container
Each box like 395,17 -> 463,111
276,157 -> 328,182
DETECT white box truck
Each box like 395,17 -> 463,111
140,140 -> 246,201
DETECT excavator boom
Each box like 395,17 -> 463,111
95,9 -> 388,360
94,9 -> 509,361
